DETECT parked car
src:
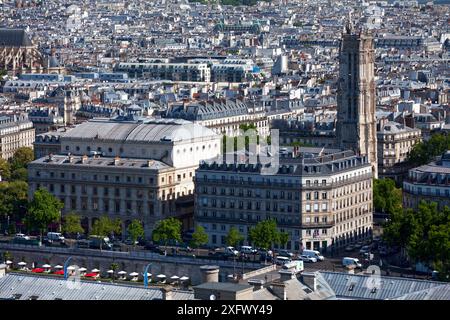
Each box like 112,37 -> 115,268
275,256 -> 291,265
342,257 -> 362,269
359,245 -> 371,255
277,250 -> 295,258
299,255 -> 317,263
345,245 -> 355,252
225,246 -> 239,256
301,249 -> 324,261
15,233 -> 30,240
209,251 -> 229,260
47,232 -> 65,243
240,246 -> 257,255
379,247 -> 388,256
124,238 -> 139,246
354,242 -> 363,250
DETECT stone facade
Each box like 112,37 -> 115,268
194,150 -> 373,253
336,27 -> 378,178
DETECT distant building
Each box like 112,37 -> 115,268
0,113 -> 35,159
166,98 -> 269,137
403,151 -> 450,210
377,120 -> 421,183
194,150 -> 373,253
28,109 -> 221,236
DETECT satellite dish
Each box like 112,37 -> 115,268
209,294 -> 216,301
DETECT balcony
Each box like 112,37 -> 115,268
302,221 -> 335,228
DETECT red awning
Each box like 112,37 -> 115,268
32,268 -> 44,273
54,270 -> 64,275
84,273 -> 98,278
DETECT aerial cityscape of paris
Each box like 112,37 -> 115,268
0,0 -> 449,306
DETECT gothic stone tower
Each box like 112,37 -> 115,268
336,23 -> 378,178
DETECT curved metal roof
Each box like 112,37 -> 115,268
62,118 -> 217,143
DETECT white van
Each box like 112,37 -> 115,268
240,246 -> 257,254
342,257 -> 362,269
47,232 -> 65,242
302,249 -> 325,261
275,256 -> 291,266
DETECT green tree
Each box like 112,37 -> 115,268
383,201 -> 450,280
373,178 -> 402,215
26,188 -> 64,243
249,219 -> 280,250
225,227 -> 244,248
0,158 -> 11,181
10,167 -> 28,182
9,147 -> 34,171
190,225 -> 208,255
408,133 -> 450,166
127,219 -> 144,247
62,213 -> 84,238
110,262 -> 119,281
278,231 -> 289,249
0,181 -> 28,230
383,208 -> 419,259
90,216 -> 120,250
152,217 -> 182,252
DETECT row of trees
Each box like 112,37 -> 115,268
383,201 -> 450,281
0,147 -> 35,233
407,133 -> 450,166
152,217 -> 290,253
0,146 -> 34,182
373,178 -> 402,215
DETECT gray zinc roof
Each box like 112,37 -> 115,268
321,271 -> 446,300
62,118 -> 218,143
0,273 -> 193,300
0,29 -> 33,47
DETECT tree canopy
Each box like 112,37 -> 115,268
152,217 -> 182,247
91,216 -> 121,238
373,178 -> 402,215
62,213 -> 84,236
9,147 -> 34,171
26,188 -> 64,237
0,158 -> 11,181
127,219 -> 144,245
225,226 -> 244,247
408,133 -> 450,166
190,225 -> 209,250
249,219 -> 281,249
383,201 -> 450,281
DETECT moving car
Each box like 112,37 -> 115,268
299,255 -> 317,263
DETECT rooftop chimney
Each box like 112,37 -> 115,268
200,265 -> 219,283
161,286 -> 173,300
301,272 -> 317,291
247,279 -> 265,291
0,264 -> 6,278
270,282 -> 287,300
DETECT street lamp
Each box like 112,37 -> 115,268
64,256 -> 73,280
143,263 -> 152,288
